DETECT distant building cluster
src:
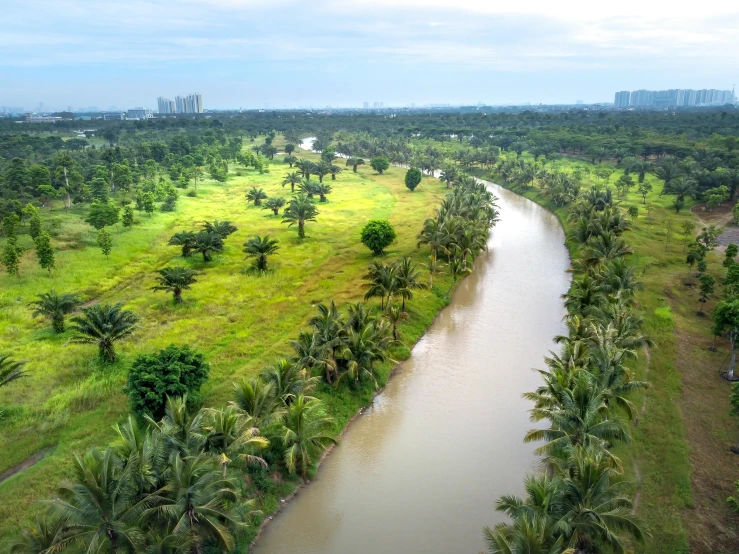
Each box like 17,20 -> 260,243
158,93 -> 203,114
363,101 -> 384,109
614,88 -> 735,108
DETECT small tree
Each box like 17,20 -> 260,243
725,244 -> 738,268
681,221 -> 695,251
263,197 -> 286,216
246,187 -> 268,206
2,238 -> 22,277
85,201 -> 120,230
673,198 -> 685,213
97,228 -> 112,259
34,231 -> 55,274
637,182 -> 653,204
2,213 -> 20,238
627,206 -> 638,220
370,157 -> 390,174
713,299 -> 739,379
405,167 -> 423,192
243,235 -> 279,271
698,273 -> 715,315
71,303 -> 138,363
28,213 -> 42,239
141,192 -> 155,216
126,344 -> 210,419
282,193 -> 319,239
122,205 -> 134,229
152,267 -> 197,303
360,220 -> 397,255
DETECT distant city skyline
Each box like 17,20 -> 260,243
614,88 -> 735,108
2,1 -> 739,109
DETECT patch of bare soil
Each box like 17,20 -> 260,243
0,448 -> 53,485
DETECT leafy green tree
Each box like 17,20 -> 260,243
243,235 -> 279,271
34,231 -> 55,274
152,267 -> 197,303
30,290 -> 81,333
282,193 -> 318,239
263,196 -> 286,216
627,206 -> 638,220
285,143 -> 295,155
281,395 -> 337,482
2,213 -> 20,238
97,228 -> 112,259
0,355 -> 28,388
126,344 -> 209,418
2,237 -> 22,277
122,205 -> 134,229
725,244 -> 738,268
697,273 -> 715,315
360,220 -> 397,255
246,187 -> 268,206
370,156 -> 390,174
71,303 -> 138,363
28,212 -> 42,239
85,201 -> 120,230
141,192 -> 155,216
713,299 -> 739,379
405,167 -> 423,192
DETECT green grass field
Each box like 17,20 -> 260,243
487,155 -> 739,553
0,145 -> 453,543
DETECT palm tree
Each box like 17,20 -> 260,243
200,406 -> 269,473
447,258 -> 471,295
417,218 -> 448,261
281,395 -> 337,482
346,158 -> 365,173
346,301 -> 376,332
384,306 -> 408,340
314,182 -> 332,202
193,231 -> 224,261
260,359 -> 318,406
10,514 -> 66,554
142,454 -> 247,553
295,159 -> 316,181
422,256 -> 445,288
283,154 -> 297,168
0,355 -> 27,388
337,323 -> 393,387
363,261 -> 398,310
152,267 -> 197,303
315,161 -> 331,183
439,166 -> 459,189
282,193 -> 318,239
246,187 -> 268,207
71,303 -> 138,363
203,220 -> 237,239
47,448 -> 144,554
231,377 -> 280,428
329,165 -> 343,180
243,235 -> 279,271
394,257 -> 425,310
654,162 -> 683,193
30,290 -> 81,333
263,197 -> 286,216
168,231 -> 197,258
282,171 -> 302,192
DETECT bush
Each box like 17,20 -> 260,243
360,220 -> 396,255
370,157 -> 390,174
405,167 -> 422,192
126,344 -> 210,419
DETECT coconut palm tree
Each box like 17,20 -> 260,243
337,322 -> 393,387
168,231 -> 197,258
346,302 -> 375,332
263,197 -> 286,216
30,290 -> 81,333
422,256 -> 446,288
70,303 -> 138,363
193,231 -> 224,262
283,155 -> 297,168
0,355 -> 27,388
152,267 -> 197,304
47,448 -> 144,554
295,159 -> 316,181
243,235 -> 279,271
260,359 -> 318,406
384,306 -> 408,340
9,514 -> 66,554
246,187 -> 268,207
363,261 -> 398,310
439,166 -> 459,189
417,218 -> 448,261
328,165 -> 343,180
281,395 -> 337,482
394,257 -> 426,310
447,258 -> 471,295
282,193 -> 319,239
199,406 -> 269,473
290,330 -> 338,385
282,171 -> 302,192
142,454 -> 248,553
231,377 -> 280,428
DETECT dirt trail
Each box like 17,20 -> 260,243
0,448 -> 53,485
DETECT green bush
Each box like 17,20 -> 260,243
405,167 -> 422,192
360,220 -> 396,255
126,344 -> 209,419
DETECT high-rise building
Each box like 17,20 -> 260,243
157,97 -> 175,114
614,91 -> 630,107
619,88 -> 734,107
166,93 -> 204,114
363,101 -> 369,109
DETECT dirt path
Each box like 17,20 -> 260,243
0,448 -> 53,485
690,205 -> 737,249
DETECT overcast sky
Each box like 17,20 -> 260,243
2,0 -> 738,111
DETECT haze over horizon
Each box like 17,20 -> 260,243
3,0 -> 739,111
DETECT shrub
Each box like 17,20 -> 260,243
370,156 -> 390,174
361,220 -> 396,255
405,167 -> 422,192
126,344 -> 210,419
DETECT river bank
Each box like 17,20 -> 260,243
487,167 -> 739,553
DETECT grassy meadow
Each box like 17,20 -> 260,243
0,143 -> 452,542
487,155 -> 739,553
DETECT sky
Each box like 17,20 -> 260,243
2,0 -> 739,111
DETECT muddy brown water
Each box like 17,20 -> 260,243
253,146 -> 571,554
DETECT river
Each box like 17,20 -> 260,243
253,143 -> 571,554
